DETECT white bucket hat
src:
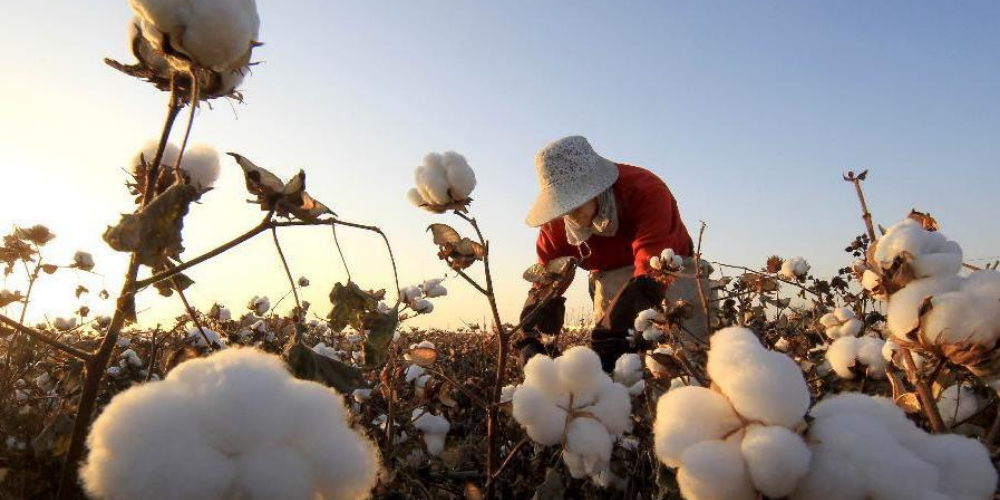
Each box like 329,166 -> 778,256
525,136 -> 619,227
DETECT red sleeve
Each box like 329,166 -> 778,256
535,223 -> 576,291
628,179 -> 693,277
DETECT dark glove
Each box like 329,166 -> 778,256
591,276 -> 665,371
515,295 -> 566,365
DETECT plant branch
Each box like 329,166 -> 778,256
331,223 -> 352,283
692,221 -> 712,337
0,314 -> 92,361
271,227 -> 301,313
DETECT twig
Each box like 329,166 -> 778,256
271,227 -> 301,313
173,274 -> 216,351
843,170 -> 876,241
455,269 -> 489,296
425,365 -> 488,409
0,315 -> 92,361
692,221 -> 712,337
487,437 -> 530,487
331,223 -> 352,283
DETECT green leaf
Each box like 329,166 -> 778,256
284,334 -> 364,394
362,308 -> 399,368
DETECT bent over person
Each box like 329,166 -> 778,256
517,135 -> 709,371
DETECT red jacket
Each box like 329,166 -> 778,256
536,164 -> 692,278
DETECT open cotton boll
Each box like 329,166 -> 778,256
653,386 -> 742,468
740,425 -> 811,498
677,440 -> 756,500
249,295 -> 270,315
613,353 -> 644,387
414,154 -> 451,205
441,151 -> 476,201
649,256 -> 662,270
826,336 -> 886,379
873,218 -> 963,279
779,257 -> 810,280
129,0 -> 260,72
83,348 -> 379,500
585,377 -> 632,435
401,286 -> 422,304
186,327 -> 223,348
910,433 -> 998,500
179,144 -> 220,190
634,308 -> 663,332
420,279 -> 448,298
511,384 -> 568,446
412,299 -> 434,314
404,364 -> 426,384
661,248 -> 683,269
921,290 -> 1000,346
564,417 -> 614,477
53,317 -> 77,331
555,346 -> 605,404
886,275 -> 962,339
132,139 -> 180,173
963,270 -> 1000,299
646,347 -> 675,378
312,343 -> 341,361
407,187 -> 427,208
937,383 -> 985,429
706,328 -> 810,428
500,384 -> 517,404
819,307 -> 863,339
412,409 -> 450,456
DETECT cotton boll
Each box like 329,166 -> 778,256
564,417 -> 614,476
613,353 -> 643,387
53,317 -> 77,331
586,378 -> 632,435
412,299 -> 434,314
512,385 -> 567,446
826,337 -> 861,379
706,327 -> 810,428
400,286 -> 422,304
186,327 -> 223,347
179,144 -> 220,190
963,270 -> 1000,300
627,379 -> 646,396
921,290 -> 1000,345
740,425 -> 811,498
555,346 -> 604,404
407,187 -> 427,208
937,383 -> 985,429
820,307 -> 863,339
412,409 -> 450,456
249,295 -> 270,315
873,219 -> 962,279
232,446 -> 314,500
779,257 -> 810,280
645,347 -> 675,378
404,364 -> 426,384
856,337 -> 887,378
885,275 -> 961,338
500,384 -> 517,404
649,256 -> 662,270
441,151 -> 476,201
415,159 -> 450,205
523,354 -> 565,401
790,444 -> 867,500
677,440 -> 756,500
81,382 -> 235,500
132,139 -> 180,174
911,433 -> 998,500
634,308 -> 662,332
653,386 -> 742,467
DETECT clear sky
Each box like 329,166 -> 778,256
1,1 -> 998,331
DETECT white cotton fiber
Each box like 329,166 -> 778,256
415,155 -> 451,205
779,257 -> 810,280
873,219 -> 963,279
441,151 -> 476,201
186,327 -> 223,348
129,0 -> 260,72
706,327 -> 810,428
922,290 -> 1000,346
406,187 -> 427,208
613,353 -> 643,387
653,386 -> 741,468
911,433 -> 998,500
886,275 -> 961,339
937,383 -> 984,429
555,346 -> 605,404
564,417 -> 614,477
511,384 -> 567,446
677,440 -> 756,500
179,144 -> 221,190
587,378 -> 632,435
826,336 -> 886,379
412,409 -> 450,456
740,425 -> 811,498
82,348 -> 380,500
819,307 -> 863,339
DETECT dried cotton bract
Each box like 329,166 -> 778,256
81,348 -> 381,500
511,347 -> 631,481
408,151 -> 477,212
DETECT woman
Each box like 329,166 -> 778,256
517,136 -> 707,370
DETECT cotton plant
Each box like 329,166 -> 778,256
511,347 -> 631,482
653,327 -> 812,500
407,152 -> 477,212
81,348 -> 381,500
790,393 -> 996,500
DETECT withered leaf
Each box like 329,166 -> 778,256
895,393 -> 922,414
75,286 -> 89,299
229,153 -> 335,221
0,290 -> 24,308
362,308 -> 399,368
405,346 -> 438,367
766,255 -> 784,274
41,264 -> 59,275
427,224 -> 486,270
328,281 -> 379,333
428,223 -> 462,246
908,209 -> 940,232
15,225 -> 56,246
103,184 -> 199,268
285,337 -> 364,393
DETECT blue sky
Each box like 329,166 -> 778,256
1,1 -> 998,329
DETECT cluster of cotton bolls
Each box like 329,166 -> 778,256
400,279 -> 447,314
793,393 -> 996,500
133,140 -> 221,192
407,151 -> 477,211
819,307 -> 888,379
511,347 -> 631,481
779,256 -> 811,280
865,218 -> 1000,377
634,308 -> 665,342
127,0 -> 259,92
649,248 -> 684,272
654,327 -> 812,500
82,348 -> 381,500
